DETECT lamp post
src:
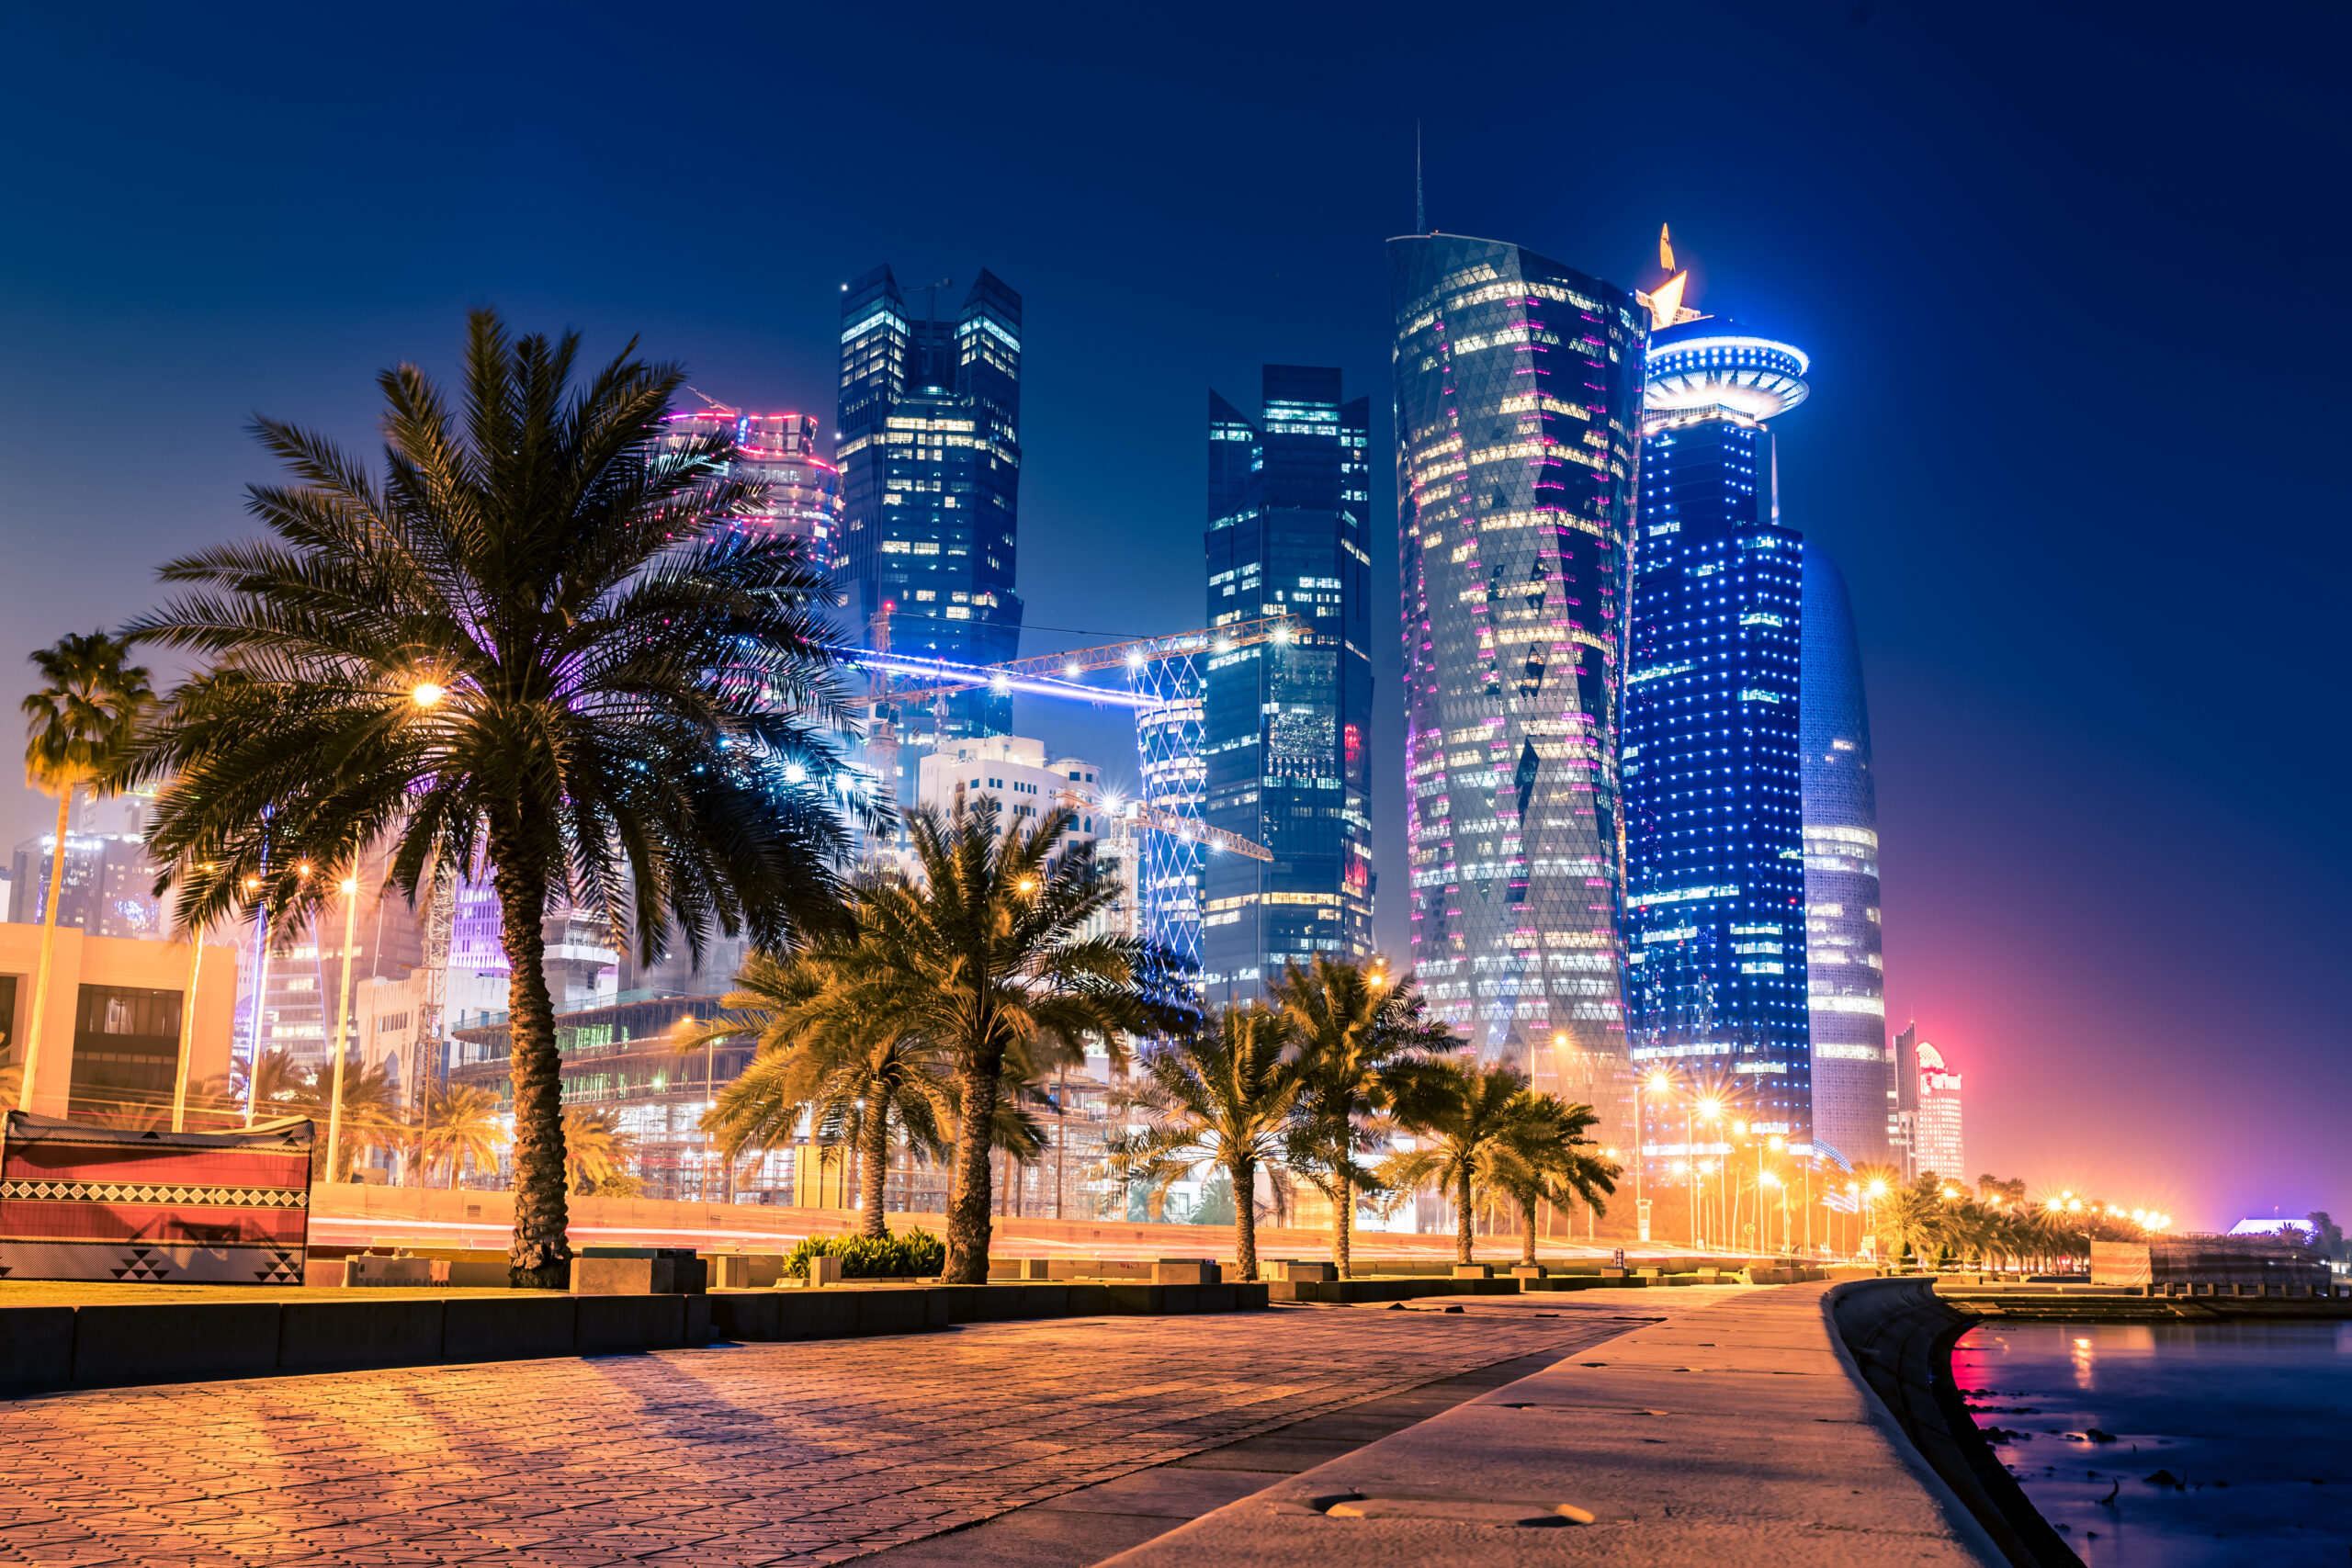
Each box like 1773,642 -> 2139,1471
325,874 -> 361,1185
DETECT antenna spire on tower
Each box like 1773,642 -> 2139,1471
1415,121 -> 1425,233
1659,222 -> 1675,271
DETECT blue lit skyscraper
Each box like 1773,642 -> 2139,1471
1623,317 -> 1815,1144
1199,366 -> 1374,1001
835,265 -> 1023,741
1387,234 -> 1647,1087
1800,543 -> 1890,1167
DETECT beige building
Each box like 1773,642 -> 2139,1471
0,922 -> 239,1121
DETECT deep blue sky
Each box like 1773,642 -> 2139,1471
1,2 -> 2342,1228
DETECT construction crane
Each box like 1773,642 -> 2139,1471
854,611 -> 1305,866
863,613 -> 1302,707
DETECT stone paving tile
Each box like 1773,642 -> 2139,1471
0,1302 -> 1634,1565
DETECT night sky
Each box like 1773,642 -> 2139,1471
2,3 -> 2342,1230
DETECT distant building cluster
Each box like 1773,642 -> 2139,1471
0,233 -> 1975,1206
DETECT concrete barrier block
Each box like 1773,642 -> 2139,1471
1158,1284 -> 1200,1313
684,1293 -> 711,1345
1098,1284 -> 1159,1314
1510,1264 -> 1548,1280
277,1299 -> 444,1370
776,1291 -> 857,1340
808,1256 -> 843,1286
577,1294 -> 686,1354
345,1257 -> 437,1288
0,1306 -> 76,1389
73,1303 -> 281,1385
1151,1259 -> 1216,1286
709,1292 -> 779,1341
1453,1264 -> 1493,1280
854,1291 -> 934,1337
442,1295 -> 577,1363
1267,1259 -> 1335,1282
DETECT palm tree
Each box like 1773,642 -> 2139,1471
1103,1005 -> 1310,1280
310,1057 -> 401,1181
1270,957 -> 1450,1278
685,948 -> 956,1236
1872,1178 -> 1950,1271
771,798 -> 1189,1282
17,631 -> 153,1111
1481,1095 -> 1618,1269
422,1083 -> 506,1189
1383,1061 -> 1541,1268
123,311 -> 867,1286
561,1107 -> 638,1194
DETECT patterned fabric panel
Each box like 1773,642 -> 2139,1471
0,1112 -> 311,1281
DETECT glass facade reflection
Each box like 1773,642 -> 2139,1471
1386,234 -> 1646,1076
1800,543 -> 1889,1167
1199,366 -> 1374,1003
1624,318 -> 1814,1144
835,265 -> 1024,740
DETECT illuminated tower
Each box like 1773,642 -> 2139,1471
1802,544 -> 1889,1167
1386,234 -> 1647,1079
1623,309 -> 1815,1145
1199,367 -> 1375,1002
656,409 -> 843,571
1912,1041 -> 1963,1181
835,265 -> 1024,741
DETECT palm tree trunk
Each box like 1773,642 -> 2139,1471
489,822 -> 568,1290
1456,1166 -> 1475,1266
1230,1154 -> 1258,1280
858,1100 -> 890,1239
942,1051 -> 1001,1284
17,787 -> 74,1114
1336,1169 -> 1353,1280
1521,1197 -> 1540,1268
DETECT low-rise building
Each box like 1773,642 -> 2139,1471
0,923 -> 239,1122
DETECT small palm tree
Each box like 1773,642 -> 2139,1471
1270,957 -> 1450,1278
1383,1061 -> 1541,1267
17,631 -> 153,1111
422,1082 -> 507,1189
686,948 -> 956,1235
125,311 -> 867,1286
1872,1178 -> 1950,1271
311,1057 -> 401,1181
775,799 -> 1190,1282
561,1107 -> 638,1194
1103,1005 -> 1310,1280
1480,1095 -> 1617,1269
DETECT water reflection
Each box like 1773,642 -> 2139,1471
1956,1321 -> 2352,1566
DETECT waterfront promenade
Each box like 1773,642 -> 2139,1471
0,1283 -> 2007,1565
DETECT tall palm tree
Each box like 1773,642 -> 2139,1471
1383,1061 -> 1542,1267
771,798 -> 1189,1282
685,947 -> 956,1236
17,631 -> 153,1111
1270,957 -> 1450,1278
422,1082 -> 506,1190
124,310 -> 866,1286
1103,1005 -> 1310,1281
1481,1094 -> 1617,1269
561,1107 -> 638,1194
1872,1178 -> 1950,1271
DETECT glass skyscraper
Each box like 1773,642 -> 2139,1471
1387,235 -> 1646,1081
835,265 -> 1023,740
657,409 -> 843,572
1623,318 -> 1815,1143
1800,543 -> 1890,1167
1199,366 -> 1374,1002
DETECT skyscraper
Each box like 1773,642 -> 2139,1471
835,265 -> 1023,743
656,408 -> 843,571
1623,316 -> 1815,1144
1801,544 -> 1890,1167
1387,234 -> 1647,1082
1199,367 -> 1374,1001
1912,1040 -> 1963,1182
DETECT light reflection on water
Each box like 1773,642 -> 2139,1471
1955,1321 -> 2352,1566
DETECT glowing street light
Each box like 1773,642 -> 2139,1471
411,681 -> 447,707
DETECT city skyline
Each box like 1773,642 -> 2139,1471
0,3 -> 2341,1227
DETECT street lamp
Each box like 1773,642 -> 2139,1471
411,682 -> 447,708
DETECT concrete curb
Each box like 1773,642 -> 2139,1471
0,1280 -> 1268,1393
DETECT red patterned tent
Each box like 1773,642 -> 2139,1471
0,1111 -> 313,1284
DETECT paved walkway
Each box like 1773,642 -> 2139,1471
0,1296 -> 1664,1566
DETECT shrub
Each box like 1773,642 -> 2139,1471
785,1228 -> 946,1280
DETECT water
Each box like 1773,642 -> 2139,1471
1954,1321 -> 2352,1566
